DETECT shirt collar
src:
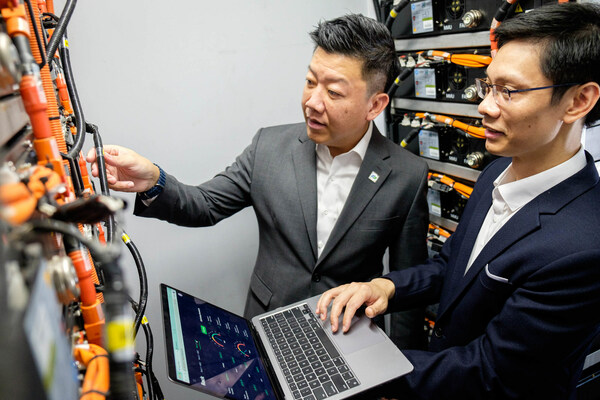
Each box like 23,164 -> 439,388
493,146 -> 587,212
316,121 -> 373,161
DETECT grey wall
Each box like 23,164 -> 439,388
53,1 -> 376,399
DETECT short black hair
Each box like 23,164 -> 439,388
494,2 -> 600,126
309,13 -> 400,96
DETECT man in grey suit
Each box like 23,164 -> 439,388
86,14 -> 429,348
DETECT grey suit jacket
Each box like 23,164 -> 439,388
135,122 -> 430,347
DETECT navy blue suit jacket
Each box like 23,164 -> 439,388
385,152 -> 600,399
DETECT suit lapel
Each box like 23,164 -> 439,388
316,128 -> 391,266
442,202 -> 541,315
438,153 -> 599,319
292,130 -> 319,260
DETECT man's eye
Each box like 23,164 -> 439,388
328,90 -> 340,97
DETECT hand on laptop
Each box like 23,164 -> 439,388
315,278 -> 396,333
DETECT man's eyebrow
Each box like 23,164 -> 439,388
307,65 -> 350,85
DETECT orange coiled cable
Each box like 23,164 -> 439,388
74,344 -> 110,400
428,172 -> 473,198
77,223 -> 105,302
428,223 -> 451,239
416,112 -> 485,139
68,244 -> 105,347
27,0 -> 72,168
423,50 -> 492,68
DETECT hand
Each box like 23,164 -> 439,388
315,278 -> 396,333
85,144 -> 160,193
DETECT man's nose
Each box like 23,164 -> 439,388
305,88 -> 325,114
477,89 -> 500,118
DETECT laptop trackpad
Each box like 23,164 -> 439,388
322,313 -> 386,355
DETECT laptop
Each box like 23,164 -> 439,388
160,283 -> 413,399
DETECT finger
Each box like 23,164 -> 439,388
89,163 -> 99,178
85,147 -> 97,163
316,286 -> 344,319
329,288 -> 357,332
101,145 -> 120,156
365,296 -> 388,318
341,296 -> 365,333
109,180 -> 135,191
102,151 -> 119,166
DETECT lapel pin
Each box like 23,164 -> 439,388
368,171 -> 379,183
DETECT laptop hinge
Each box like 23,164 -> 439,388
250,322 -> 286,400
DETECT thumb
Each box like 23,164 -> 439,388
364,298 -> 387,318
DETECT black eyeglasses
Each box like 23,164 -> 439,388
475,78 -> 580,104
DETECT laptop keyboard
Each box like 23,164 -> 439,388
260,304 -> 360,400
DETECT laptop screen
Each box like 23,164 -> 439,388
161,284 -> 277,399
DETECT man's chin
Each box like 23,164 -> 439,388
306,127 -> 328,143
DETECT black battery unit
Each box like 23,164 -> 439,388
393,48 -> 489,104
388,111 -> 496,170
427,180 -> 470,222
382,0 -> 559,39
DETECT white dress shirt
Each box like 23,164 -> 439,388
465,146 -> 587,273
315,122 -> 373,257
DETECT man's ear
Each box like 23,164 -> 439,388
366,92 -> 390,121
563,82 -> 600,125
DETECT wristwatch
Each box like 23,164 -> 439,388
139,163 -> 166,200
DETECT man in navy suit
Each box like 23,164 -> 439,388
317,3 -> 600,399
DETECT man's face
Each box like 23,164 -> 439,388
478,40 -> 574,175
301,47 -> 380,157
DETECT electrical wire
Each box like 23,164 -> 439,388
428,223 -> 451,239
385,0 -> 409,30
61,33 -> 87,158
415,112 -> 486,139
428,172 -> 473,198
24,0 -> 47,69
10,218 -> 119,264
490,0 -> 519,57
129,297 -> 164,400
122,231 -> 147,339
387,67 -> 414,98
44,0 -> 76,61
420,50 -> 492,68
87,123 -> 115,242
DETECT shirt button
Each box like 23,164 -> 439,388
323,210 -> 328,215
318,241 -> 324,249
312,273 -> 321,282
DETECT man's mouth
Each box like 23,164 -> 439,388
483,124 -> 504,138
307,118 -> 326,129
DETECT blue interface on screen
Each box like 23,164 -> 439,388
166,287 -> 276,399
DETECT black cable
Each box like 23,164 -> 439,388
122,231 -> 148,339
61,152 -> 84,196
493,0 -> 517,25
129,297 -> 163,400
42,12 -> 60,24
400,127 -> 420,148
372,0 -> 384,23
62,36 -> 87,158
45,0 -> 77,62
386,67 -> 414,98
11,218 -> 118,264
142,323 -> 155,400
24,0 -> 47,69
385,0 -> 410,31
87,123 -> 115,242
